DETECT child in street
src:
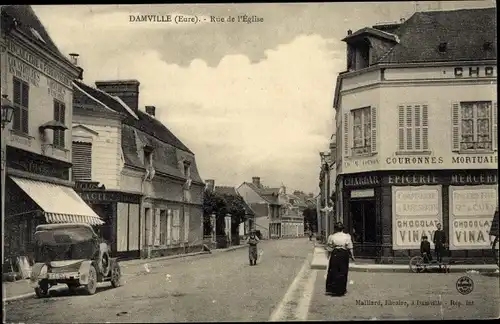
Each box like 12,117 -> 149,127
420,235 -> 432,264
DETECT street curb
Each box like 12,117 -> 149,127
3,286 -> 68,303
310,262 -> 499,273
310,247 -> 499,273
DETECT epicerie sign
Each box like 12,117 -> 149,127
448,185 -> 498,250
392,185 -> 442,250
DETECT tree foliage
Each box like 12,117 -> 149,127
203,190 -> 248,236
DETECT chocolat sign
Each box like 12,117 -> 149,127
448,185 -> 498,250
392,185 -> 442,250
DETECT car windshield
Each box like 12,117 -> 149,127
34,227 -> 97,262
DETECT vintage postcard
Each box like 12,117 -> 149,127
1,1 -> 498,322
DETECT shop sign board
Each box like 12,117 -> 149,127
392,185 -> 442,250
448,185 -> 498,250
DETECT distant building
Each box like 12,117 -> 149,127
237,177 -> 282,239
277,186 -> 307,238
333,7 -> 497,262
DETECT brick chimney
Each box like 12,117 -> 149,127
145,105 -> 156,116
205,179 -> 215,192
252,177 -> 261,188
95,80 -> 140,112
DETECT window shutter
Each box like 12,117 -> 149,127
343,112 -> 350,156
154,209 -> 160,246
72,142 -> 92,181
370,106 -> 377,153
493,101 -> 498,151
21,81 -> 29,134
451,102 -> 461,152
414,105 -> 421,150
167,210 -> 172,245
422,104 -> 429,150
398,105 -> 405,151
184,209 -> 190,243
406,105 -> 413,150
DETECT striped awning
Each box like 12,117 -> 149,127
10,176 -> 104,226
45,213 -> 104,225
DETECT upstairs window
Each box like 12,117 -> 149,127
452,101 -> 496,152
344,106 -> 378,157
53,100 -> 66,148
143,146 -> 154,169
12,77 -> 29,134
398,104 -> 429,152
352,107 -> 371,155
183,161 -> 191,178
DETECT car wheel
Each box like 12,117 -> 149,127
110,263 -> 121,288
84,265 -> 97,295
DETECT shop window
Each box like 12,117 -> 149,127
398,104 -> 429,152
53,100 -> 66,148
12,77 -> 29,134
72,142 -> 92,181
452,101 -> 496,152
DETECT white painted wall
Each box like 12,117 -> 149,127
72,117 -> 122,189
2,37 -> 77,164
339,64 -> 497,175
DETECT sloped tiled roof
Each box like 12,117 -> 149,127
2,5 -> 74,66
74,80 -> 135,119
215,186 -> 238,196
377,8 -> 496,64
75,80 -> 203,183
243,182 -> 280,204
123,110 -> 193,154
214,186 -> 255,216
121,124 -> 203,183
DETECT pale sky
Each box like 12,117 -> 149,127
33,1 -> 495,194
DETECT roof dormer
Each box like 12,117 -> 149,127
343,26 -> 400,72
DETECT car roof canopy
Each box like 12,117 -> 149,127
34,223 -> 97,246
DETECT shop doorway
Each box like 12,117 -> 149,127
91,203 -> 113,244
349,199 -> 377,244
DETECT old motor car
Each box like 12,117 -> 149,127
30,223 -> 121,297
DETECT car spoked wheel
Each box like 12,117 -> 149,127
84,265 -> 97,295
111,263 -> 121,288
34,281 -> 50,298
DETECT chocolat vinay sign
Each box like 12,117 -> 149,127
392,185 -> 442,250
448,185 -> 498,250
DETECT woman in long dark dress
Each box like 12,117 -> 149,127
325,222 -> 355,296
246,230 -> 259,266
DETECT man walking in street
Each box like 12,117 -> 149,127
433,223 -> 447,263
